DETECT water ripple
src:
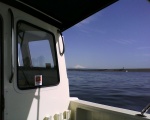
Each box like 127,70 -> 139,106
68,71 -> 150,112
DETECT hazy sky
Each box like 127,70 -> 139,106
63,0 -> 150,69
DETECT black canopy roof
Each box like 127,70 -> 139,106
1,0 -> 118,31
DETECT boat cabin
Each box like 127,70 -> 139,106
0,0 -> 150,120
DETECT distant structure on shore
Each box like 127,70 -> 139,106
68,68 -> 150,72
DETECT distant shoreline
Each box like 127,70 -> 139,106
67,68 -> 150,72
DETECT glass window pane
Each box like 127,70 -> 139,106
29,40 -> 54,67
18,44 -> 23,66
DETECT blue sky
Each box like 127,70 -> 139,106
63,0 -> 150,69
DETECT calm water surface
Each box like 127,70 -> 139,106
67,70 -> 150,112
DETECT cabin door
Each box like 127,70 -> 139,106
0,15 -> 3,120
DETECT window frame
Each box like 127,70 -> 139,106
16,20 -> 60,90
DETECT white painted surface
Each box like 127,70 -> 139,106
0,2 -> 70,120
69,99 -> 150,120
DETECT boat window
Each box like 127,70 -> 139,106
17,21 -> 59,89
